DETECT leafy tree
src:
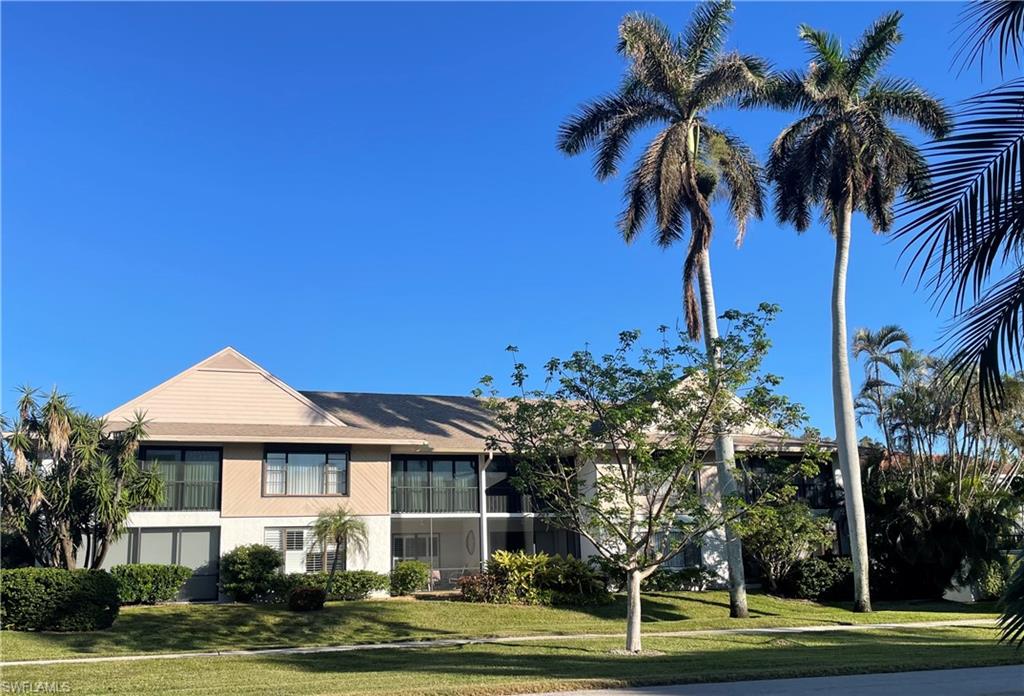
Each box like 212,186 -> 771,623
1,388 -> 161,569
757,12 -> 951,612
735,500 -> 833,593
311,505 -> 368,597
557,0 -> 767,620
898,1 -> 1024,413
478,305 -> 811,653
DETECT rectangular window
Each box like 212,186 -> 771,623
265,526 -> 346,574
139,447 -> 221,511
262,447 -> 349,496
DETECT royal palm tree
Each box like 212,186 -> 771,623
557,0 -> 767,618
852,325 -> 911,453
899,0 -> 1024,414
312,505 -> 368,596
757,12 -> 950,612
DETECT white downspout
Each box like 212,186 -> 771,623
478,452 -> 492,569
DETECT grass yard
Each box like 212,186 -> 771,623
2,626 -> 1019,695
0,591 -> 999,662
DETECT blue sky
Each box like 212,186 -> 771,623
1,2 -> 1002,436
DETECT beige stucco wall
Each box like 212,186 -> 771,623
220,443 -> 391,517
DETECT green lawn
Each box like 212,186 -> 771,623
2,626 -> 1018,695
0,591 -> 999,663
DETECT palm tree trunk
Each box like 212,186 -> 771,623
326,536 -> 343,598
832,197 -> 872,613
697,251 -> 749,619
625,568 -> 643,653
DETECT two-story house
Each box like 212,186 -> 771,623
101,347 -> 829,600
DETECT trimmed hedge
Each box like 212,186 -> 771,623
273,571 -> 390,601
111,564 -> 192,605
220,544 -> 283,602
288,586 -> 327,611
390,560 -> 430,596
0,568 -> 119,631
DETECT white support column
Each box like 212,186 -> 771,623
478,453 -> 491,569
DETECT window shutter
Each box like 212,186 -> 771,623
264,528 -> 282,551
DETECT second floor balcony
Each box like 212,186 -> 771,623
391,485 -> 478,514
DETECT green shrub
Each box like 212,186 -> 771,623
0,568 -> 119,631
779,556 -> 853,601
325,570 -> 389,600
542,555 -> 612,605
975,558 -> 1012,601
270,571 -> 388,602
390,560 -> 430,596
459,551 -> 610,606
456,572 -> 501,603
587,557 -> 715,594
643,567 -> 717,592
288,586 -> 327,611
110,564 -> 192,605
220,544 -> 283,602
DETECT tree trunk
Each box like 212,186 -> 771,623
59,532 -> 76,570
697,251 -> 749,619
325,536 -> 343,597
625,569 -> 643,653
832,198 -> 872,613
91,527 -> 113,570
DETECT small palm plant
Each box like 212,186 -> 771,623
312,505 -> 368,597
757,12 -> 950,612
852,325 -> 911,454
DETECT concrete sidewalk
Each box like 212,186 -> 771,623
530,665 -> 1024,696
0,618 -> 996,667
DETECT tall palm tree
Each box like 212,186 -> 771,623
757,12 -> 950,612
898,0 -> 1024,415
312,505 -> 368,597
852,325 -> 911,453
556,0 -> 767,619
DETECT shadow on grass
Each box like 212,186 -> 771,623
6,601 -> 461,657
259,628 -> 1015,687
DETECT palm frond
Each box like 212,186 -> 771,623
619,150 -> 655,244
744,70 -> 812,111
943,265 -> 1024,412
688,52 -> 769,114
955,0 -> 1024,76
558,93 -> 655,159
700,123 -> 765,244
897,79 -> 1024,310
797,24 -> 845,89
999,550 -> 1024,645
678,0 -> 733,74
846,11 -> 903,91
650,123 -> 690,248
618,13 -> 684,101
864,77 -> 952,139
